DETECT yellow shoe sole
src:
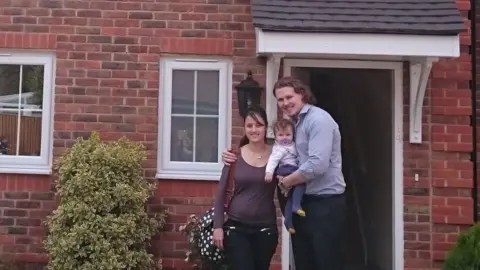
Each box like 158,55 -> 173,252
296,209 -> 306,217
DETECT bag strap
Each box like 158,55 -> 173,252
223,149 -> 238,208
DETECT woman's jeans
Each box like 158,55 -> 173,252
224,219 -> 278,270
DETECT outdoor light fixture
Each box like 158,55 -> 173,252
235,70 -> 263,118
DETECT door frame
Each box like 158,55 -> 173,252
278,58 -> 404,270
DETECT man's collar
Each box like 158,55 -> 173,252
299,104 -> 312,116
291,104 -> 312,123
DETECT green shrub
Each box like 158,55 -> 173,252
45,132 -> 167,270
443,223 -> 480,270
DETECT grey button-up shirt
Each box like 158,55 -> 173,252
294,104 -> 346,195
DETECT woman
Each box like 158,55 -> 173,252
222,77 -> 347,270
212,106 -> 278,270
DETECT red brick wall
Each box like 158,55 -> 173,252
414,1 -> 474,269
0,1 -> 269,269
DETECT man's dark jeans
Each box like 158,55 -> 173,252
290,193 -> 347,270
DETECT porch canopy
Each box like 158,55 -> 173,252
253,0 -> 465,143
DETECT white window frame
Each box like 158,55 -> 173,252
0,51 -> 55,175
156,57 -> 232,181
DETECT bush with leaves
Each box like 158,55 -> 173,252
179,214 -> 229,270
44,132 -> 167,270
443,223 -> 480,270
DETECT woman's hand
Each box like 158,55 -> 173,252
222,149 -> 237,166
213,228 -> 224,250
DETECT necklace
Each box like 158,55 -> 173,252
249,145 -> 267,159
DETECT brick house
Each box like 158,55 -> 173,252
0,0 -> 476,269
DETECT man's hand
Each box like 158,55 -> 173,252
280,171 -> 307,188
221,149 -> 237,166
278,180 -> 291,197
279,175 -> 293,188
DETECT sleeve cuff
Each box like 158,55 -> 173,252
299,166 -> 315,180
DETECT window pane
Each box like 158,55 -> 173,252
170,116 -> 194,162
0,64 -> 44,157
171,70 -> 194,114
0,110 -> 42,156
0,111 -> 18,155
195,117 -> 219,163
196,71 -> 219,115
0,65 -> 21,110
22,65 -> 44,108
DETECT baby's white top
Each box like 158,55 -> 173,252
265,140 -> 298,174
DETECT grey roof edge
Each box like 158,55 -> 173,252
254,23 -> 466,36
251,0 -> 466,36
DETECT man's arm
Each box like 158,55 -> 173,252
282,116 -> 334,187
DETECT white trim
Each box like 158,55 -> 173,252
265,54 -> 283,138
156,57 -> 232,181
409,58 -> 436,143
0,51 -> 55,175
256,29 -> 460,58
278,59 -> 404,270
393,64 -> 404,270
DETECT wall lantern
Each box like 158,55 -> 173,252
235,70 -> 263,118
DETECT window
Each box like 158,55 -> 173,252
157,58 -> 231,180
0,52 -> 54,174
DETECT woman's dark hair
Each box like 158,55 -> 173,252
239,105 -> 268,147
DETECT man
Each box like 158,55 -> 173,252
222,76 -> 347,270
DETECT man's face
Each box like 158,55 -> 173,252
275,86 -> 304,117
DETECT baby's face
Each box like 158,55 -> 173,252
275,127 -> 293,145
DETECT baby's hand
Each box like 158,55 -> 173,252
265,173 -> 273,182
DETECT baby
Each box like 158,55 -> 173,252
265,119 -> 306,234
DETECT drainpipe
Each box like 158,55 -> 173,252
471,0 -> 478,223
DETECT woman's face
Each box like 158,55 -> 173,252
244,113 -> 266,143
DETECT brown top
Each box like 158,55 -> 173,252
213,154 -> 277,228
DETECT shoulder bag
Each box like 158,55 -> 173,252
197,153 -> 237,263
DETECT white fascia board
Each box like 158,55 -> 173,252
256,28 -> 460,58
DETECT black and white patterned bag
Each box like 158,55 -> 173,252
198,207 -> 227,262
197,156 -> 237,263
